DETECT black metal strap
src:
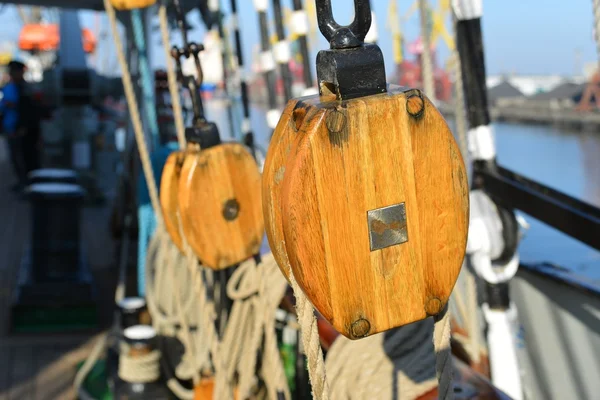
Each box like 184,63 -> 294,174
316,0 -> 371,48
474,162 -> 600,251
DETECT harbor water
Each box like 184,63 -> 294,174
163,98 -> 600,286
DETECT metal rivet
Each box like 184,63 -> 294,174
222,198 -> 240,221
406,90 -> 425,119
425,297 -> 443,316
326,109 -> 348,147
326,109 -> 346,133
350,318 -> 371,338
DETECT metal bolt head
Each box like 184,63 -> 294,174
406,90 -> 425,119
350,318 -> 371,338
425,297 -> 443,316
222,198 -> 240,221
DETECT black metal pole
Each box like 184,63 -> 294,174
255,1 -> 280,133
230,0 -> 256,153
272,0 -> 293,101
454,1 -> 515,311
213,4 -> 237,140
291,0 -> 314,91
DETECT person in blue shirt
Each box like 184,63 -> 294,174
1,61 -> 27,190
0,60 -> 41,191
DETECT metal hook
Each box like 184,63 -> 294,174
315,0 -> 372,49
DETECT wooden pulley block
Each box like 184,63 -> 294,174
266,84 -> 469,339
160,150 -> 188,252
264,0 -> 469,338
178,133 -> 264,270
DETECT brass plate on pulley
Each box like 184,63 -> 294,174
264,85 -> 469,339
178,143 -> 264,270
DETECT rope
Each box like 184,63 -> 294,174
325,319 -> 438,399
158,2 -> 187,149
145,226 -> 208,399
104,0 -> 163,225
324,309 -> 454,400
451,50 -> 469,165
418,0 -> 436,101
434,306 -> 454,400
288,268 -> 329,400
594,0 -> 600,69
131,8 -> 160,150
118,345 -> 162,383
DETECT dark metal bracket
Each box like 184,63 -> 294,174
473,161 -> 600,251
315,0 -> 386,100
171,0 -> 221,148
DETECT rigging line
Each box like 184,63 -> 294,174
103,0 -> 163,223
158,1 -> 186,148
230,0 -> 256,154
272,0 -> 293,101
291,0 -> 315,91
212,0 -> 237,141
253,0 -> 280,133
418,0 -> 436,101
131,8 -> 160,150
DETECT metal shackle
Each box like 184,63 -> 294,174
315,0 -> 372,49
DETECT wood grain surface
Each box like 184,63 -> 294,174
178,143 -> 264,270
262,96 -> 324,281
160,150 -> 187,252
272,85 -> 468,338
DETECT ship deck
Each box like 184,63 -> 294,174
0,159 -> 122,399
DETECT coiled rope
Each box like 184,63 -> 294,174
104,0 -> 290,399
118,344 -> 162,383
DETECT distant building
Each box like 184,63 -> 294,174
486,75 -> 585,96
487,80 -> 523,106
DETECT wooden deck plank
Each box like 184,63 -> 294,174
6,345 -> 35,400
34,346 -> 76,400
0,342 -> 10,400
0,154 -> 118,397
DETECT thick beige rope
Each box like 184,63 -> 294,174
288,268 -> 330,400
433,305 -> 454,399
104,0 -> 163,224
158,2 -> 187,148
118,346 -> 162,383
325,319 -> 438,400
418,0 -> 436,101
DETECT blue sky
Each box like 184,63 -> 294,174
0,0 -> 597,77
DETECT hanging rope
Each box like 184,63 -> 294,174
230,0 -> 256,151
290,0 -> 315,93
104,0 -> 163,225
434,306 -> 454,400
594,0 -> 600,69
288,267 -> 330,400
254,0 -> 281,132
418,0 -> 436,101
158,1 -> 187,148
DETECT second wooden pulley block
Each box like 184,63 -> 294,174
263,0 -> 468,340
175,125 -> 264,271
161,149 -> 187,253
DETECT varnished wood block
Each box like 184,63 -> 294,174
273,86 -> 468,339
160,150 -> 187,252
262,97 -> 323,281
178,143 -> 264,270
